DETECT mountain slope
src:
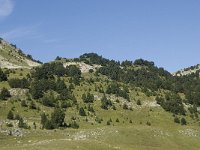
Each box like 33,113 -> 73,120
0,38 -> 41,69
173,64 -> 200,76
0,48 -> 200,150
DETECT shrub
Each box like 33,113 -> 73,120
107,121 -> 111,125
29,101 -> 37,109
33,122 -> 37,129
6,123 -> 13,127
15,114 -> 21,120
21,100 -> 28,107
88,104 -> 95,113
61,101 -> 71,109
146,121 -> 151,126
71,121 -> 79,129
123,103 -> 128,110
101,94 -> 112,110
79,107 -> 86,116
82,93 -> 94,103
18,117 -> 29,129
51,107 -> 66,128
181,118 -> 187,125
41,94 -> 55,107
174,116 -> 180,124
95,117 -> 102,124
8,78 -> 29,88
89,69 -> 94,73
41,107 -> 66,129
0,68 -> 7,81
7,110 -> 14,120
137,100 -> 142,105
0,87 -> 11,100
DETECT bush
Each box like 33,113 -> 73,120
95,117 -> 102,124
101,94 -> 112,110
107,121 -> 111,125
41,113 -> 47,127
41,107 -> 66,129
15,114 -> 21,120
51,107 -> 66,128
61,101 -> 72,109
44,120 -> 55,130
79,107 -> 86,116
6,123 -> 13,127
71,121 -> 79,129
146,121 -> 151,126
136,100 -> 142,105
8,78 -> 29,88
112,105 -> 116,110
7,110 -> 14,120
123,104 -> 128,110
157,93 -> 186,115
89,69 -> 94,73
0,87 -> 11,100
18,117 -> 29,129
33,122 -> 37,129
21,100 -> 28,107
181,118 -> 187,125
88,104 -> 95,113
82,93 -> 94,103
29,101 -> 37,109
41,94 -> 55,107
0,68 -> 7,82
106,83 -> 129,100
174,116 -> 180,124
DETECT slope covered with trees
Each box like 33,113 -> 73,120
0,51 -> 200,150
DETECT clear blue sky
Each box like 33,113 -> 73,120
0,0 -> 200,72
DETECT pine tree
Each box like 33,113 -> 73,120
29,101 -> 37,109
174,116 -> 180,124
21,100 -> 28,107
0,87 -> 11,100
41,113 -> 47,127
79,107 -> 86,116
18,117 -> 28,129
51,107 -> 66,128
7,110 -> 14,120
181,118 -> 187,125
0,68 -> 7,81
56,78 -> 67,94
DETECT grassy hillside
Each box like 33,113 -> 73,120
0,38 -> 41,69
0,52 -> 200,150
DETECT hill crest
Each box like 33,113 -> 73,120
0,38 -> 41,69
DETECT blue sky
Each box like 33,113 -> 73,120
0,0 -> 200,72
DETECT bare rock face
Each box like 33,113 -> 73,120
8,129 -> 23,137
0,120 -> 23,137
64,62 -> 101,73
9,88 -> 29,97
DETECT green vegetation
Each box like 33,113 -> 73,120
101,94 -> 112,110
0,87 -> 11,100
8,78 -> 29,88
82,92 -> 94,103
7,110 -> 14,120
0,52 -> 200,150
41,107 -> 66,129
0,68 -> 8,81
